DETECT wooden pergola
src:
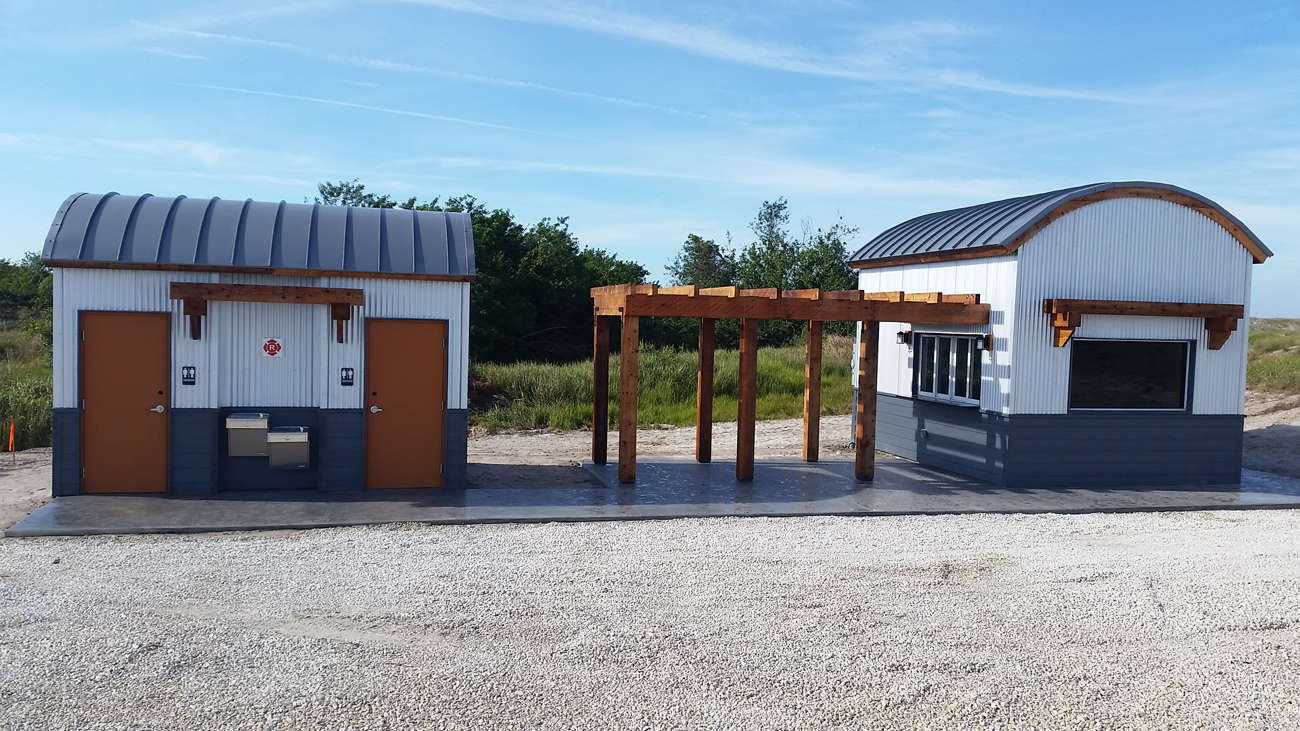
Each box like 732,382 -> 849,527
590,284 -> 991,483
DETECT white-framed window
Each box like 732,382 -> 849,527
915,334 -> 983,407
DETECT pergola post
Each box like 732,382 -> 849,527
618,315 -> 639,483
592,315 -> 611,464
802,320 -> 822,462
737,317 -> 759,481
696,318 -> 715,463
855,320 -> 880,480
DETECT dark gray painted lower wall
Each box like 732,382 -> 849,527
52,405 -> 472,496
445,409 -> 468,489
318,410 -> 364,492
218,408 -> 321,491
856,390 -> 1244,488
51,408 -> 80,497
1004,413 -> 1243,488
869,391 -> 1008,484
170,409 -> 218,494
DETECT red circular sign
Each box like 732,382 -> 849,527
263,338 -> 283,357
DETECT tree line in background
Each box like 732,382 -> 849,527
318,180 -> 858,362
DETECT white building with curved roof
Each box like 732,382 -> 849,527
847,182 -> 1270,488
43,192 -> 474,496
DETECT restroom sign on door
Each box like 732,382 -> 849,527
261,337 -> 285,358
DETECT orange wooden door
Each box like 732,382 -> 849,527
80,312 -> 170,493
365,319 -> 447,488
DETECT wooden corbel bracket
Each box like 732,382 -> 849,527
170,283 -> 365,343
1042,299 -> 1245,350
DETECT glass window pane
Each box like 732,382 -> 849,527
937,338 -> 951,395
954,338 -> 969,398
919,337 -> 936,394
1069,340 -> 1188,409
970,344 -> 982,402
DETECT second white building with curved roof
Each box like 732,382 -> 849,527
847,182 -> 1269,488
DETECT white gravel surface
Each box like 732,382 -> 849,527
3,511 -> 1300,730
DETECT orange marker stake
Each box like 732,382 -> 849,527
7,420 -> 13,465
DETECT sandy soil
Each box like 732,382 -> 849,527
467,414 -> 853,488
1243,392 -> 1300,478
0,448 -> 51,530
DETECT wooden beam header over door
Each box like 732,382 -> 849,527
170,282 -> 364,343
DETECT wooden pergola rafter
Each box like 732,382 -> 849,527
590,284 -> 992,484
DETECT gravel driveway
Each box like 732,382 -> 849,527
3,511 -> 1299,730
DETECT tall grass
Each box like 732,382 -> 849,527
472,334 -> 855,431
0,328 -> 52,449
1246,318 -> 1300,395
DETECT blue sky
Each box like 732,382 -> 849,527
1,1 -> 1297,314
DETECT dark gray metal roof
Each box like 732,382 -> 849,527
847,181 -> 1270,266
42,192 -> 475,277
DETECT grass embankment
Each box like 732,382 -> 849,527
0,328 -> 52,449
1247,318 -> 1300,395
472,335 -> 854,431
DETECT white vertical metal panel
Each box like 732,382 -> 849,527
53,268 -> 217,409
323,278 -> 471,410
1012,198 -> 1253,415
857,255 -> 1017,414
214,300 -> 320,407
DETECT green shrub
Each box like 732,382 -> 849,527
0,328 -> 52,449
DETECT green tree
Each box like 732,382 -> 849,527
665,234 -> 737,288
737,198 -> 800,291
314,180 -> 647,362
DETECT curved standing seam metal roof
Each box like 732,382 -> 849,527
847,181 -> 1270,268
41,192 -> 476,278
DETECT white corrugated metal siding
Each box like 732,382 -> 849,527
1013,198 -> 1252,415
322,278 -> 471,410
54,269 -> 217,409
214,273 -> 326,408
857,255 -> 1017,414
54,269 -> 471,411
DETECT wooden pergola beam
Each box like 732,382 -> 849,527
696,318 -> 715,463
593,292 -> 988,323
803,320 -> 822,463
592,315 -> 611,464
170,282 -> 364,342
855,322 -> 880,481
1042,299 -> 1246,349
618,315 -> 639,483
737,318 -> 759,481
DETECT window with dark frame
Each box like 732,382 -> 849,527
1068,340 -> 1190,410
915,334 -> 983,406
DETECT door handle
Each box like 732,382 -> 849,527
370,405 -> 383,413
151,405 -> 165,413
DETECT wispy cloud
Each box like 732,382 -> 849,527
339,56 -> 708,118
143,47 -> 207,60
413,151 -> 1028,203
400,0 -> 1130,101
129,20 -> 307,51
183,84 -> 575,138
0,131 -> 235,165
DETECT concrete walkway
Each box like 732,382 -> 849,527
8,459 -> 1300,537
